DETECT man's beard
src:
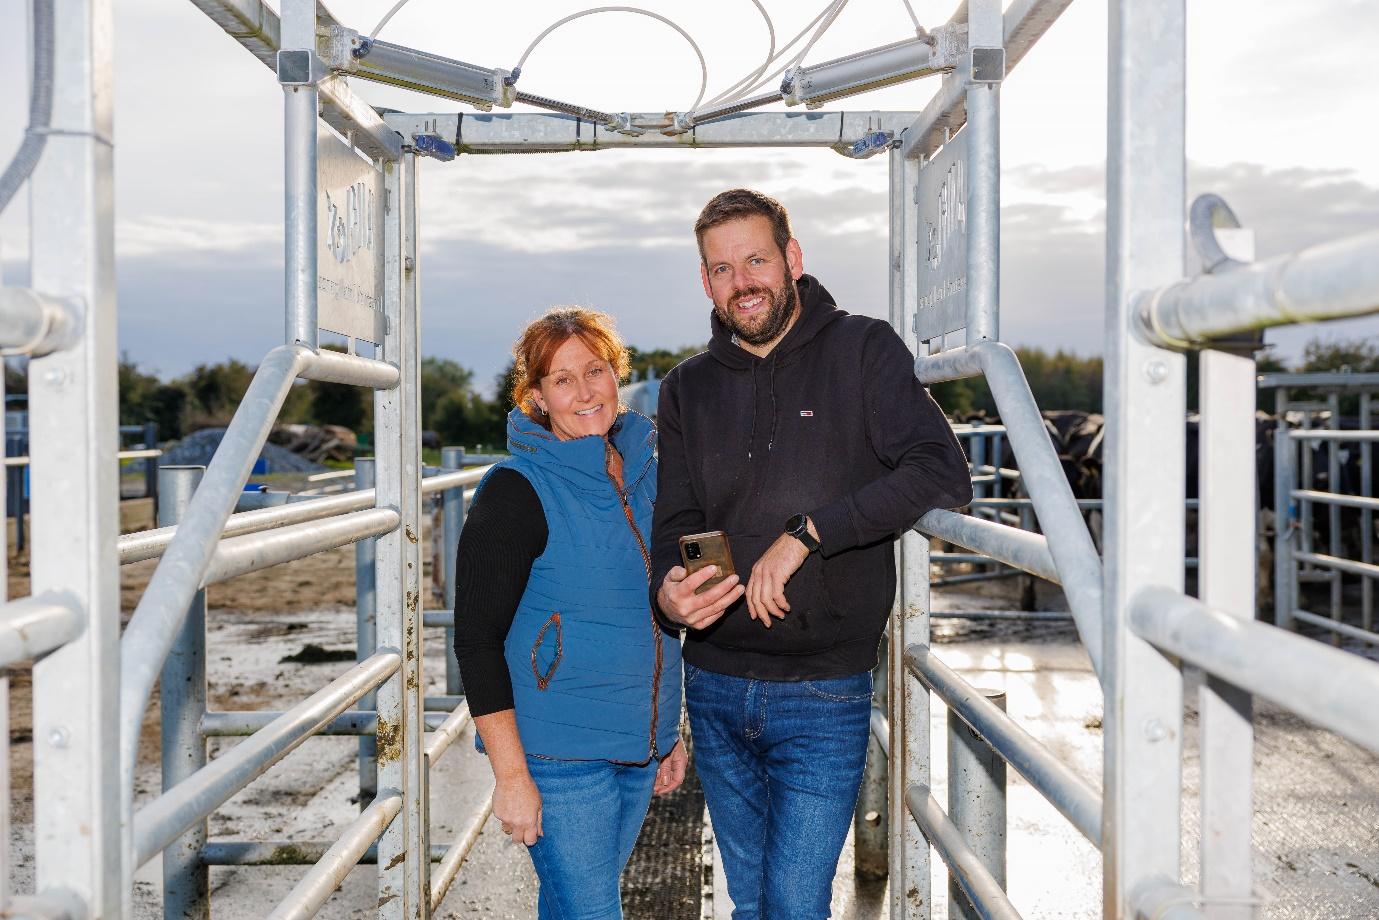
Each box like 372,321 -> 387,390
717,277 -> 797,347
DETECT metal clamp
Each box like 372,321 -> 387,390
411,134 -> 456,161
0,287 -> 80,358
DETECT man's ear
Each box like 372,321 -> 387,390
785,238 -> 804,281
700,261 -> 713,299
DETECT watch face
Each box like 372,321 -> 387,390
786,514 -> 806,535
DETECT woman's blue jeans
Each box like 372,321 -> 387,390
685,662 -> 873,920
524,754 -> 657,920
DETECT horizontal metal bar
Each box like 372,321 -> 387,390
134,651 -> 400,868
1294,551 -> 1379,580
870,707 -> 890,759
424,700 -> 472,766
419,467 -> 488,495
429,793 -> 494,911
905,785 -> 1024,920
932,610 -> 1074,621
337,32 -> 509,109
0,286 -> 78,357
424,695 -> 463,712
317,75 -> 403,161
1258,371 -> 1379,391
265,793 -> 402,920
1130,587 -> 1379,753
916,510 -> 1060,583
1292,489 -> 1379,512
933,570 -> 1029,587
932,552 -> 1005,564
787,35 -> 947,108
0,593 -> 84,668
201,508 -> 400,586
972,465 -> 1022,480
422,609 -> 452,628
201,709 -> 451,736
1136,229 -> 1379,347
953,425 -> 1009,434
299,348 -> 400,388
7,447 -> 161,468
907,645 -> 1102,846
384,111 -> 923,154
1288,429 -> 1379,442
686,90 -> 783,127
200,841 -> 449,865
1292,609 -> 1379,647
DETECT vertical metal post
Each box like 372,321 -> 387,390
970,422 -> 987,504
143,421 -> 159,511
281,0 -> 318,349
1299,412 -> 1314,571
160,466 -> 209,920
441,446 -> 466,696
888,141 -> 931,920
1326,393 -> 1342,643
375,149 -> 427,918
1273,390 -> 1296,631
1197,224 -> 1256,920
947,692 -> 1006,920
855,642 -> 890,881
356,456 -> 379,805
1361,393 -> 1373,634
964,0 -> 1002,344
1104,0 -> 1188,914
27,0 -> 124,912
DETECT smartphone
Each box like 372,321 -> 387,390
678,531 -> 735,595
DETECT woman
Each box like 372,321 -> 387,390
453,307 -> 687,919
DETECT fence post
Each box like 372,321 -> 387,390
355,456 -> 378,805
1362,392 -> 1373,634
1273,390 -> 1295,632
159,466 -> 209,920
947,691 -> 1006,920
441,446 -> 466,696
144,421 -> 159,513
854,639 -> 889,880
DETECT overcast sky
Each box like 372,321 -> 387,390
1,0 -> 1377,392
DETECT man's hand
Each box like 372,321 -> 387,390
493,770 -> 543,846
746,532 -> 811,626
657,565 -> 745,630
653,739 -> 688,796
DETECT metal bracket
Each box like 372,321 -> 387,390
276,48 -> 327,86
833,129 -> 895,160
320,25 -> 513,110
411,134 -> 456,162
1189,194 -> 1264,356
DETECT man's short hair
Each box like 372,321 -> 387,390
694,189 -> 793,265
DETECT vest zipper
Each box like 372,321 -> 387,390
607,440 -> 662,762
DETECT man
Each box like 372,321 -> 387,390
651,189 -> 972,918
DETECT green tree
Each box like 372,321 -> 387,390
421,357 -> 475,431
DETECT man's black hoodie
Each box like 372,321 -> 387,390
651,274 -> 973,680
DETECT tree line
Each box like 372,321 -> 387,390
5,336 -> 1370,449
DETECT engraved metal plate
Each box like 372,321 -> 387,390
914,127 -> 969,342
317,121 -> 385,345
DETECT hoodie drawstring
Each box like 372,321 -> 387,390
747,368 -> 759,461
767,352 -> 779,454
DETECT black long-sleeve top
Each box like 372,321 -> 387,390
451,468 -> 548,717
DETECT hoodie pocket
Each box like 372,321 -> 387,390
531,612 -> 563,691
697,533 -> 841,656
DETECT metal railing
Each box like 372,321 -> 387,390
1262,373 -> 1378,648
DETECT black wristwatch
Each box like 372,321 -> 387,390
785,513 -> 820,553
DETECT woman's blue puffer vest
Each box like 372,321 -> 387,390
477,407 -> 682,763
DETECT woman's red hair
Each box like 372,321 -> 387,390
511,307 -> 631,428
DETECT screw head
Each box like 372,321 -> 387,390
1143,718 -> 1170,742
47,725 -> 70,748
1145,360 -> 1169,385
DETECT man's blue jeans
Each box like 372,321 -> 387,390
524,755 -> 657,920
685,662 -> 873,919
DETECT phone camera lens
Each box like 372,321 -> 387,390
685,542 -> 701,561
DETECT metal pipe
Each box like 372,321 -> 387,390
347,36 -> 509,109
200,508 -> 400,586
1131,587 -> 1379,754
200,842 -> 449,865
283,82 -> 318,349
870,706 -> 890,759
948,688 -> 1006,920
1291,609 -> 1379,647
428,794 -> 494,911
0,287 -> 78,357
133,652 -> 400,868
904,786 -> 1022,920
355,458 -> 379,805
965,0 -> 1001,344
421,610 -> 452,628
264,793 -> 403,920
1288,428 -> 1379,442
786,35 -> 944,108
200,710 -> 450,737
1274,390 -> 1296,631
1328,395 -> 1343,643
855,654 -> 889,881
423,701 -> 471,766
441,447 -> 465,696
1135,229 -> 1379,348
915,510 -> 1059,584
299,348 -> 401,389
1363,394 -> 1374,633
0,593 -> 83,668
158,467 -> 209,920
1293,551 -> 1379,581
916,339 -> 1105,681
908,645 -> 1101,846
893,530 -> 932,917
1290,489 -> 1379,512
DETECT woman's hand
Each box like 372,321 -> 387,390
493,770 -> 543,846
654,740 -> 689,796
